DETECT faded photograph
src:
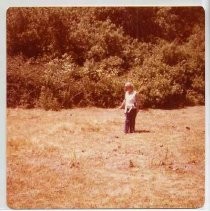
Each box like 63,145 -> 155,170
7,7 -> 205,208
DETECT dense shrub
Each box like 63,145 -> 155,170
37,86 -> 61,111
7,7 -> 205,110
7,55 -> 42,108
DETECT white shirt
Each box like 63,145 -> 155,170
125,90 -> 137,112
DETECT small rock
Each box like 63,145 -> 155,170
70,161 -> 80,168
188,160 -> 196,164
70,163 -> 75,168
168,165 -> 173,169
129,160 -> 134,168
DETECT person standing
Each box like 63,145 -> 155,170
119,82 -> 139,133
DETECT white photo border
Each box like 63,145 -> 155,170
0,0 -> 209,210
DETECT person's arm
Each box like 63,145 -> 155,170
119,99 -> 125,109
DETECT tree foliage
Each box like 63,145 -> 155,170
7,7 -> 205,109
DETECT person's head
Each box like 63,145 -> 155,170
124,82 -> 134,93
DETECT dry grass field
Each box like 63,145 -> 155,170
7,106 -> 205,208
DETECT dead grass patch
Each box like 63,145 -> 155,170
7,106 -> 205,208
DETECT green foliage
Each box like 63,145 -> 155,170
7,7 -> 205,110
37,86 -> 61,111
7,55 -> 42,108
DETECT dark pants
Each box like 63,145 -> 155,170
124,108 -> 137,133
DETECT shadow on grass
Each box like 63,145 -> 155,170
135,129 -> 151,133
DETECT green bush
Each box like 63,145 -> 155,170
37,86 -> 61,111
7,7 -> 205,109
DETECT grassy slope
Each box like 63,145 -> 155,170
7,106 -> 205,208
